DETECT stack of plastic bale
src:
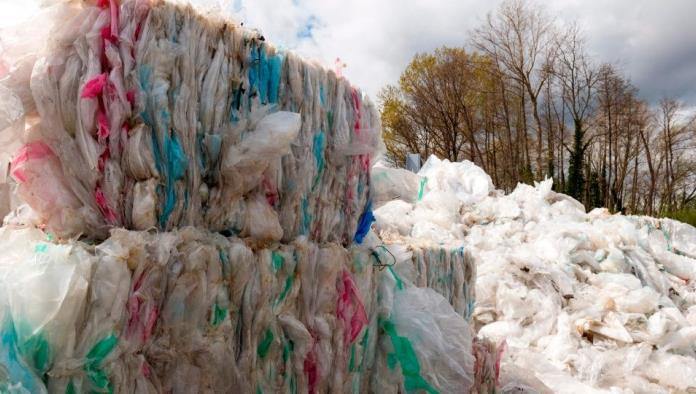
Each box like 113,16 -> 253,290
343,232 -> 473,393
3,0 -> 381,243
0,227 -> 479,393
368,163 -> 488,392
0,1 -> 481,393
0,226 -> 379,393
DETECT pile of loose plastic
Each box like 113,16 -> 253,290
1,0 -> 381,244
374,155 -> 696,393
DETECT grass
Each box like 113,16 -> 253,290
663,208 -> 696,227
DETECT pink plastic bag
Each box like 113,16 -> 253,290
336,269 -> 368,347
10,142 -> 83,235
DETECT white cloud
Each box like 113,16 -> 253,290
4,0 -> 693,104
230,0 -> 696,105
231,0 -> 504,100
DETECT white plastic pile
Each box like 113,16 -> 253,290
375,155 -> 696,393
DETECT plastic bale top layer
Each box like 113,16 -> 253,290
4,0 -> 382,245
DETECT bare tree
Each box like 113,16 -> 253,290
474,0 -> 557,179
553,24 -> 597,201
656,98 -> 696,212
379,6 -> 696,223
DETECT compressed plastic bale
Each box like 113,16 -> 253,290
10,0 -> 381,245
371,269 -> 475,393
407,243 -> 475,319
0,224 -> 482,393
471,338 -> 503,394
353,233 -> 476,321
381,242 -> 474,320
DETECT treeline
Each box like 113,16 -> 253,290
380,0 -> 696,217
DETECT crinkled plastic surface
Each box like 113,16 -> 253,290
352,230 -> 476,321
0,225 -> 478,393
9,0 -> 381,244
371,268 -> 475,393
471,337 -> 503,393
371,165 -> 424,208
418,155 -> 493,205
374,155 -> 493,243
374,155 -> 696,393
10,142 -> 86,237
0,227 -> 378,392
0,227 -> 93,393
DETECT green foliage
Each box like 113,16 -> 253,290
663,208 -> 696,227
519,164 -> 534,185
566,120 -> 586,201
378,46 -> 496,166
588,171 -> 602,209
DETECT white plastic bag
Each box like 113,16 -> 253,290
371,165 -> 423,207
221,111 -> 301,196
417,155 -> 493,205
374,270 -> 475,393
0,227 -> 93,393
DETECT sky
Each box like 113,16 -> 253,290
1,0 -> 694,107
226,0 -> 696,107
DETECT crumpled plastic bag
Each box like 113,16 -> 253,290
370,164 -> 424,207
10,142 -> 86,237
372,268 -> 475,393
418,155 -> 493,205
0,226 -> 93,393
221,111 -> 301,196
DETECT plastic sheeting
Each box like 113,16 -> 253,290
371,269 -> 475,394
0,226 -> 376,393
373,156 -> 696,393
0,226 -> 477,393
356,233 -> 476,321
374,155 -> 494,243
352,232 -> 478,392
3,0 -> 382,243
